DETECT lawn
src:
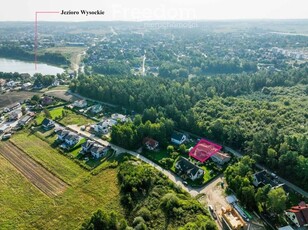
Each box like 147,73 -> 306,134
36,107 -> 95,126
142,149 -> 170,163
1,133 -> 123,229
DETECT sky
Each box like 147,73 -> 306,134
0,0 -> 307,21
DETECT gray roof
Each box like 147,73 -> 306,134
171,132 -> 185,141
176,157 -> 203,176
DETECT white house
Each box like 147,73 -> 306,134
72,100 -> 87,108
171,132 -> 187,145
93,121 -> 109,133
111,113 -> 127,122
91,104 -> 103,114
211,152 -> 231,165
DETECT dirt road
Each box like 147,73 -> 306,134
0,141 -> 68,197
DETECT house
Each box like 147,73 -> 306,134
4,103 -> 20,112
41,118 -> 55,130
175,157 -> 204,181
8,112 -> 19,121
252,170 -> 284,188
0,78 -> 6,87
18,115 -> 32,126
171,132 -> 187,145
41,96 -> 53,106
22,82 -> 32,90
90,144 -> 110,159
93,121 -> 109,133
91,104 -> 103,114
286,202 -> 308,227
278,226 -> 294,230
143,137 -> 159,150
64,132 -> 80,146
6,80 -> 16,88
81,139 -> 95,153
211,152 -> 231,165
52,80 -> 60,87
252,170 -> 268,187
72,100 -> 87,108
56,129 -> 69,141
0,124 -> 11,134
111,113 -> 127,122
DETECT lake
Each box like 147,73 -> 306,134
0,58 -> 64,76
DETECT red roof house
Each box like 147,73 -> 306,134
189,139 -> 222,163
286,202 -> 308,227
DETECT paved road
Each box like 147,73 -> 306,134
65,124 -> 217,196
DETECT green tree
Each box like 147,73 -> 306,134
266,187 -> 287,214
43,108 -> 51,119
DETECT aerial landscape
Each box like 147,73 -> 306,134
0,1 -> 307,230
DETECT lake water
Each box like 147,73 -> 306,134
0,58 -> 64,76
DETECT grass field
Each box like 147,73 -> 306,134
36,107 -> 95,126
0,132 -> 123,229
11,131 -> 87,184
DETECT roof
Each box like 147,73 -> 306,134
278,226 -> 294,230
176,157 -> 203,176
143,137 -> 159,148
57,129 -> 69,137
82,139 -> 94,149
211,151 -> 231,161
65,132 -> 79,141
19,115 -> 31,123
287,203 -> 308,226
171,132 -> 185,141
42,118 -> 54,126
189,139 -> 222,163
90,143 -> 107,154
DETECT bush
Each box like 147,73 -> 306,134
137,207 -> 152,221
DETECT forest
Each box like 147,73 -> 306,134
70,63 -> 308,190
0,44 -> 69,66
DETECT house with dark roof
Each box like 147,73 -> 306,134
8,111 -> 19,121
175,157 -> 204,181
171,132 -> 187,145
286,202 -> 308,227
90,144 -> 110,159
81,139 -> 95,153
143,137 -> 159,150
252,170 -> 284,189
42,118 -> 55,130
56,129 -> 69,141
64,132 -> 80,146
